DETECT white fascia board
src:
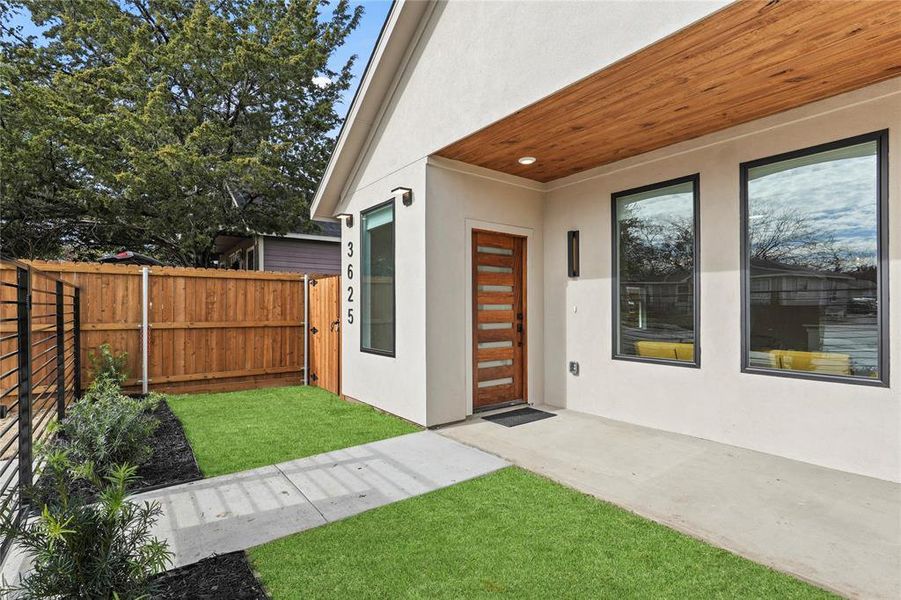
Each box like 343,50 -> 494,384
311,0 -> 432,220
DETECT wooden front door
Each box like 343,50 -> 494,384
472,230 -> 526,411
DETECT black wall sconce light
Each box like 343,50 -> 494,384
336,213 -> 353,228
392,186 -> 413,206
567,230 -> 580,277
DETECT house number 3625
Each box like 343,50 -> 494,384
346,241 -> 354,324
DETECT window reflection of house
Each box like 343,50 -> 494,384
748,258 -> 878,376
620,269 -> 694,354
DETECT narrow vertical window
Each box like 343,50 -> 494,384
612,175 -> 699,365
741,131 -> 888,384
361,201 -> 395,355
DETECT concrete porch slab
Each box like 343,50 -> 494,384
134,431 -> 509,568
436,407 -> 901,599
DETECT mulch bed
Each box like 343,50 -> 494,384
34,399 -> 202,502
151,552 -> 269,600
136,400 -> 203,491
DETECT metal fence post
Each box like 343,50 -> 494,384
73,287 -> 81,400
141,266 -> 149,395
55,281 -> 65,421
15,267 -> 32,493
303,274 -> 309,386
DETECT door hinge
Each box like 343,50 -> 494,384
311,326 -> 318,334
310,373 -> 319,382
309,279 -> 318,287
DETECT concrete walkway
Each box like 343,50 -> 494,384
437,406 -> 901,600
135,431 -> 508,567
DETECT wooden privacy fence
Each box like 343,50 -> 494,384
5,261 -> 341,396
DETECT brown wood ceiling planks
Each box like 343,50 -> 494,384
436,0 -> 901,182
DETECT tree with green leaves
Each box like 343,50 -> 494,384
1,0 -> 361,265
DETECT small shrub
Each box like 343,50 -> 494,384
1,457 -> 172,599
56,383 -> 160,478
88,343 -> 128,385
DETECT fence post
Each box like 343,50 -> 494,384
141,266 -> 149,395
303,274 -> 309,386
55,281 -> 65,421
15,267 -> 32,494
73,287 -> 81,400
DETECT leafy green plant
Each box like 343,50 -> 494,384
54,382 -> 160,479
0,458 -> 171,599
88,343 -> 128,385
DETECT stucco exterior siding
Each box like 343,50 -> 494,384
262,237 -> 340,274
337,0 -> 728,214
340,160 -> 429,425
425,161 -> 545,426
542,80 -> 901,482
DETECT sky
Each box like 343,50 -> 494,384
4,0 -> 393,125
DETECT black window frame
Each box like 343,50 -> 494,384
611,173 -> 701,368
359,198 -> 396,358
739,129 -> 890,387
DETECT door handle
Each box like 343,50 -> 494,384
516,323 -> 523,332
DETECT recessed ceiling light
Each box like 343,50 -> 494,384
518,156 -> 537,165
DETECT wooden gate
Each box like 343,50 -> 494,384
308,275 -> 341,395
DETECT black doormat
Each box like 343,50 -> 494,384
151,551 -> 268,599
481,407 -> 556,427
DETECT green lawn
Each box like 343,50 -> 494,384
167,385 -> 418,477
250,467 -> 833,600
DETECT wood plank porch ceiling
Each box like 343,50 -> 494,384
435,0 -> 901,183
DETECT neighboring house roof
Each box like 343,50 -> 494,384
98,251 -> 164,266
311,0 -> 431,220
749,258 -> 856,281
213,221 -> 340,255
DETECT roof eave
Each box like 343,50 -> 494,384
311,0 -> 432,220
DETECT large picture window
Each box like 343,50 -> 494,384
741,131 -> 888,384
612,174 -> 700,366
361,200 -> 395,356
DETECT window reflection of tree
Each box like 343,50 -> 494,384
618,204 -> 694,354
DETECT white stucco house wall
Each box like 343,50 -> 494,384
311,1 -> 901,483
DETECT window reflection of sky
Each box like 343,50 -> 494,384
748,145 -> 878,265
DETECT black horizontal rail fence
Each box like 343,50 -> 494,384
0,258 -> 81,563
